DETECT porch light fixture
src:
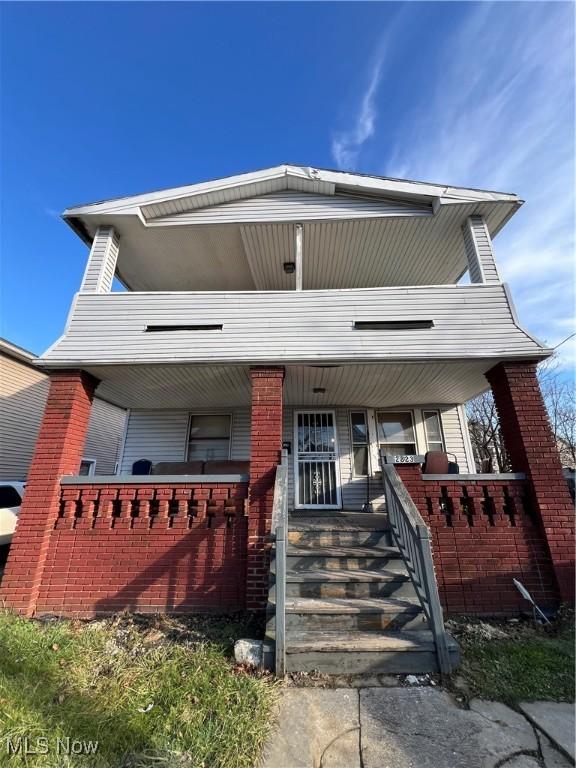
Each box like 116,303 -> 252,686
313,387 -> 326,394
283,261 -> 296,274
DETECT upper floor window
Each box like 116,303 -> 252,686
377,411 -> 416,456
422,410 -> 445,453
187,415 -> 231,461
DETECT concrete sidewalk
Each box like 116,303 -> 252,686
260,688 -> 574,768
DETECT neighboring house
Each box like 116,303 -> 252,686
2,165 -> 573,676
0,338 -> 126,479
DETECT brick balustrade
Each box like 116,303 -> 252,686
31,480 -> 249,617
57,481 -> 248,530
397,465 -> 558,615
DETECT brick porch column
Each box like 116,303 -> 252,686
247,366 -> 284,611
486,361 -> 575,603
1,370 -> 98,615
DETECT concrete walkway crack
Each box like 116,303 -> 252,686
358,690 -> 365,768
494,749 -> 543,768
318,727 -> 360,768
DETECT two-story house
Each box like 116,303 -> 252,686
2,165 -> 573,675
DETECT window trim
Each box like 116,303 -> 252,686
349,410 -> 369,478
185,412 -> 233,461
79,458 -> 96,476
375,409 -> 418,455
422,409 -> 446,453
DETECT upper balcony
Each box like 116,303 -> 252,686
62,164 -> 522,293
39,165 -> 550,403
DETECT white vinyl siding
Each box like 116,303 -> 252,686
42,283 -> 545,366
148,190 -> 433,226
0,354 -> 49,480
0,351 -> 125,479
438,406 -> 470,472
83,398 -> 127,474
80,226 -> 120,293
119,408 -> 250,473
463,215 -> 500,284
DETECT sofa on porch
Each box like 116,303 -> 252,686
131,459 -> 250,477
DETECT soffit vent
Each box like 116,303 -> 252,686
145,324 -> 223,332
354,320 -> 434,331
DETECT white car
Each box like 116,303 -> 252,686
0,482 -> 24,546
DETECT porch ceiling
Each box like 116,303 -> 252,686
88,361 -> 495,410
81,200 -> 510,292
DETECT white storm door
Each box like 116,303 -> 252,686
294,411 -> 341,509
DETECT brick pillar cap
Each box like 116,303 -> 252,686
250,367 -> 285,379
47,369 -> 100,389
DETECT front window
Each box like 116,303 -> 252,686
187,414 -> 231,460
79,459 -> 96,476
422,410 -> 445,452
377,411 -> 417,456
349,411 -> 369,476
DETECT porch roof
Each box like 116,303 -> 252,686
85,360 -> 507,410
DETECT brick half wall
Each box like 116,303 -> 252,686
397,465 -> 558,615
35,481 -> 249,617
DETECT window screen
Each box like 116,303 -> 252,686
187,415 -> 231,461
422,411 -> 445,452
376,411 -> 417,456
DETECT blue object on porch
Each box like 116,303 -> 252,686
132,459 -> 152,475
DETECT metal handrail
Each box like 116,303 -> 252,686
381,462 -> 453,675
271,449 -> 289,676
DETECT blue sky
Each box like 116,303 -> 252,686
1,1 -> 574,369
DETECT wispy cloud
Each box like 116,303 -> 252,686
348,3 -> 575,368
331,53 -> 384,169
330,11 -> 406,169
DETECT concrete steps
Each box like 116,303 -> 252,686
267,510 -> 458,675
285,629 -> 460,674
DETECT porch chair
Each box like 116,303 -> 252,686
421,451 -> 459,475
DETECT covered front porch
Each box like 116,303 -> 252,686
86,359 -> 486,512
1,358 -> 573,621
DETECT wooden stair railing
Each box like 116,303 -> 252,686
381,462 -> 453,676
270,449 -> 289,676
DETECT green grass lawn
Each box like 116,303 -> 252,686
0,611 -> 276,768
449,613 -> 575,706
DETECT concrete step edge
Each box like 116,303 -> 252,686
283,596 -> 424,614
287,545 -> 401,558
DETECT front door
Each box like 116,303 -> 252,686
294,411 -> 341,509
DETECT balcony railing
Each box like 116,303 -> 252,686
40,283 -> 544,367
